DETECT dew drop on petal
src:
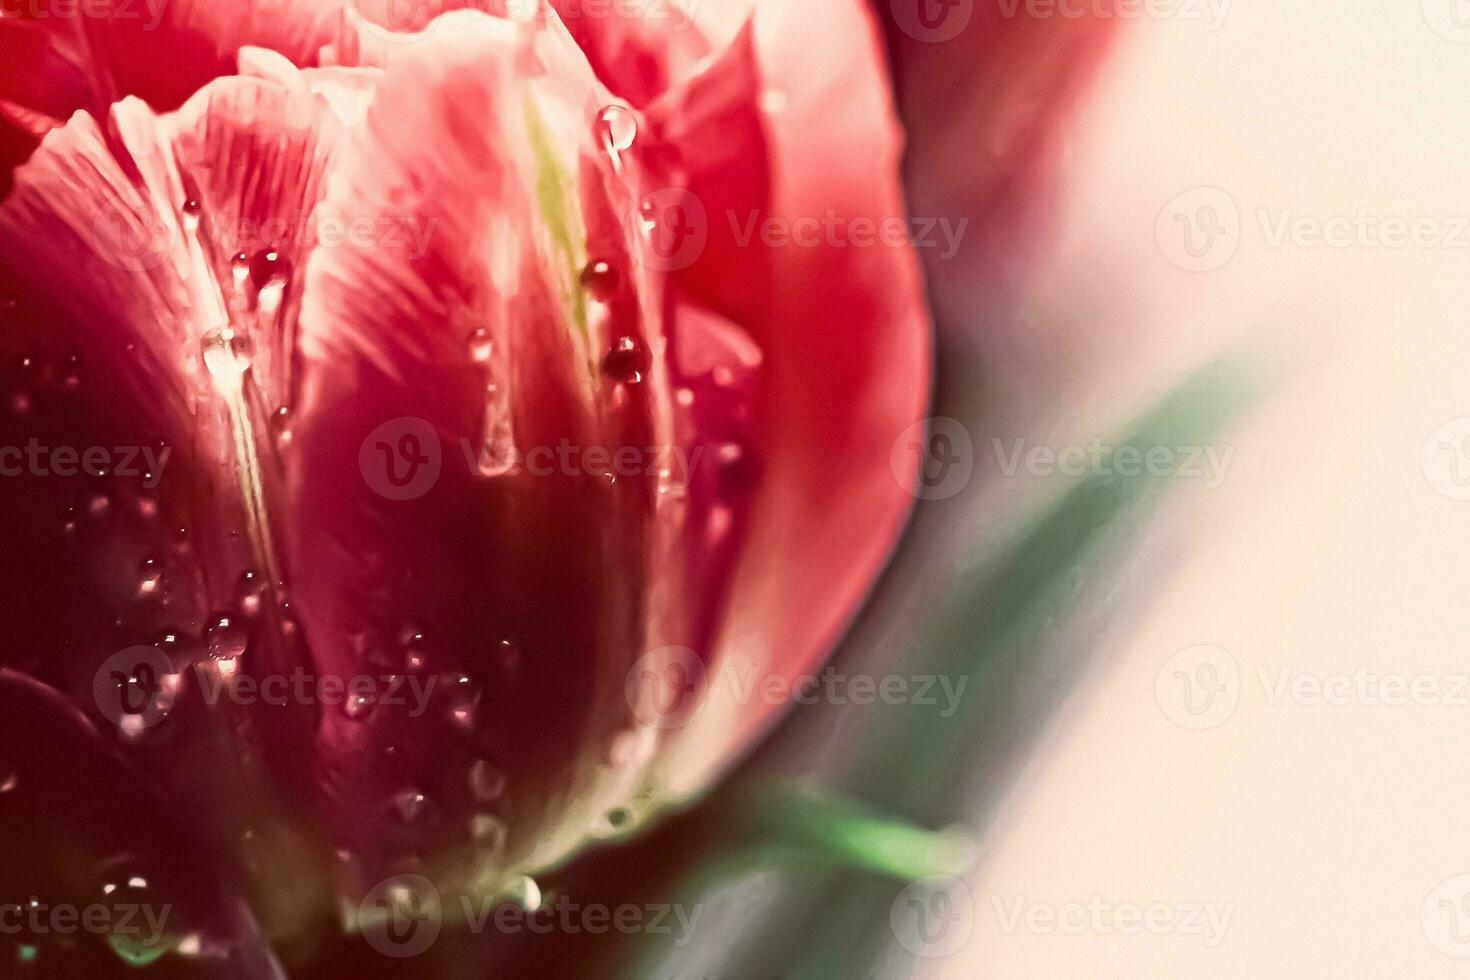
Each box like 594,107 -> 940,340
601,336 -> 649,385
496,638 -> 520,670
236,570 -> 265,617
181,198 -> 201,233
467,328 -> 493,364
503,874 -> 541,911
596,104 -> 637,160
342,690 -> 376,721
591,806 -> 631,838
391,788 -> 441,829
138,557 -> 162,596
579,259 -> 620,301
200,328 -> 254,381
206,612 -> 248,661
249,249 -> 288,290
270,404 -> 292,437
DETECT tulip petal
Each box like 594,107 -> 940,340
0,670 -> 288,977
288,11 -> 674,891
0,70 -> 357,943
650,0 -> 931,796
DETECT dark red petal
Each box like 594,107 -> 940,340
0,74 -> 350,943
0,671 -> 287,977
287,15 -> 665,890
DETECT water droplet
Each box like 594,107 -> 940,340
601,336 -> 649,385
181,198 -> 202,233
591,806 -> 631,837
8,391 -> 30,417
503,874 -> 541,911
675,387 -> 695,408
342,690 -> 375,720
443,673 -> 481,729
468,760 -> 506,802
0,769 -> 18,793
88,493 -> 110,515
467,327 -> 493,364
200,328 -> 254,382
270,406 -> 292,449
138,557 -> 162,596
596,104 -> 637,161
390,788 -> 440,828
496,638 -> 520,670
206,612 -> 248,661
236,570 -> 264,617
716,441 -> 760,496
230,251 -> 250,286
249,249 -> 288,290
579,259 -> 620,301
402,627 -> 429,671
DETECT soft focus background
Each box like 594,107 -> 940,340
876,0 -> 1470,976
604,0 -> 1470,976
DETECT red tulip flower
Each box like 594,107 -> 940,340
0,0 -> 928,971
